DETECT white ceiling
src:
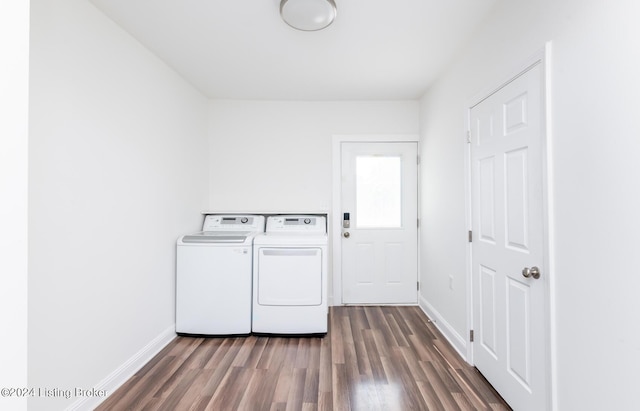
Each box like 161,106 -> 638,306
89,0 -> 498,100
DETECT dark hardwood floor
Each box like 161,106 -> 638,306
96,306 -> 510,410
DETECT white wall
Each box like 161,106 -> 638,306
208,100 -> 420,213
0,1 -> 30,410
28,1 -> 209,409
209,100 -> 418,306
419,0 -> 640,409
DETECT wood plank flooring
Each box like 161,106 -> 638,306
96,306 -> 510,411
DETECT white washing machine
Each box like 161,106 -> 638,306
176,214 -> 265,336
252,215 -> 328,335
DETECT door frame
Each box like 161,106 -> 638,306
331,134 -> 420,306
464,43 -> 556,409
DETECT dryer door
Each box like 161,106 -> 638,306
257,248 -> 322,306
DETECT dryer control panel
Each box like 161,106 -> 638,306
203,215 -> 265,232
266,215 -> 326,233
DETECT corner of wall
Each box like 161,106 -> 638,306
418,294 -> 468,361
0,1 -> 29,410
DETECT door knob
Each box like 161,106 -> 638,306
343,232 -> 350,238
522,266 -> 541,279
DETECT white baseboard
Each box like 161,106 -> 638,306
418,295 -> 469,361
66,325 -> 176,411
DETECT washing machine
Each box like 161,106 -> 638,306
176,214 -> 265,336
252,215 -> 328,335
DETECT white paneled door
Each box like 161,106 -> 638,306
470,63 -> 548,411
341,142 -> 418,304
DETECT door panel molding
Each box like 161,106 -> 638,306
331,134 -> 419,306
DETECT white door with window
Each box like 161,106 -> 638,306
470,62 -> 548,411
340,142 -> 418,304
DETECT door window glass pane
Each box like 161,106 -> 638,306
356,156 -> 402,228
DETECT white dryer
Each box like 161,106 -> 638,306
252,215 -> 328,335
176,214 -> 265,336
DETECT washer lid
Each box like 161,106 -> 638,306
180,231 -> 251,244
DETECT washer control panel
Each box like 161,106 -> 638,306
266,215 -> 326,233
202,215 -> 265,232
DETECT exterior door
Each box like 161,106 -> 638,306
470,63 -> 548,410
341,142 -> 418,304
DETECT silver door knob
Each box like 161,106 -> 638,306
522,266 -> 541,279
343,232 -> 350,238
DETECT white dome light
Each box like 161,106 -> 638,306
280,0 -> 337,31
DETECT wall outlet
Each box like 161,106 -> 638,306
449,275 -> 454,290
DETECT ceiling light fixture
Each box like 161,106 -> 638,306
280,0 -> 337,31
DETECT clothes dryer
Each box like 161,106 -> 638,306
252,215 -> 328,335
176,214 -> 265,336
